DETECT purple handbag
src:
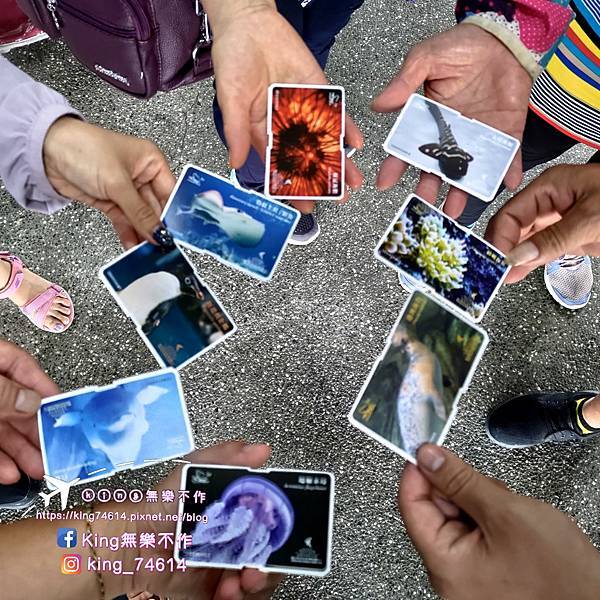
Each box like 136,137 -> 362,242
16,0 -> 213,98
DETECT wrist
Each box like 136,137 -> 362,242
42,115 -> 83,179
201,0 -> 276,34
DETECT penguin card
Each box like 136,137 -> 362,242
349,291 -> 488,464
162,165 -> 300,281
38,369 -> 194,485
100,241 -> 236,370
375,195 -> 510,323
266,84 -> 345,200
383,94 -> 520,202
174,465 -> 334,576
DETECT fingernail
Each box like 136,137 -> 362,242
417,445 -> 445,472
242,443 -> 265,453
16,389 -> 41,414
152,224 -> 175,248
506,241 -> 539,266
432,496 -> 460,518
55,323 -> 64,331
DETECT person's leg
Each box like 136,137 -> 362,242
457,110 -> 580,226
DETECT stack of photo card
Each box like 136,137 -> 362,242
175,465 -> 334,576
383,94 -> 520,202
100,242 -> 236,370
162,165 -> 300,281
350,194 -> 510,462
39,369 -> 194,484
266,84 -> 345,200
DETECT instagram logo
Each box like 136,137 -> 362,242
61,554 -> 81,575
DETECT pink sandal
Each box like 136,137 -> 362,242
0,252 -> 74,333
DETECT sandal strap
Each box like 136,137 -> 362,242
21,284 -> 70,330
0,252 -> 24,299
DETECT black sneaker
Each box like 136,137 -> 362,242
486,391 -> 600,448
289,212 -> 320,246
0,471 -> 40,510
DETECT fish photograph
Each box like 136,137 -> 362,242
163,166 -> 299,280
100,241 -> 236,369
266,84 -> 345,200
350,291 -> 487,462
383,94 -> 519,202
376,195 -> 510,322
39,370 -> 194,484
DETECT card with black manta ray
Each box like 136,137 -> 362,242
383,94 -> 520,202
162,165 -> 300,281
100,242 -> 236,370
175,465 -> 334,576
266,84 -> 345,200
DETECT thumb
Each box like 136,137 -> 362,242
505,208 -> 582,269
0,374 -> 41,418
371,49 -> 431,113
416,444 -> 506,526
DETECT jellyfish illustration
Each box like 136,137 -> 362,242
188,476 -> 295,566
419,101 -> 473,180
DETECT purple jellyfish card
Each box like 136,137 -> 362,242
174,465 -> 335,576
349,291 -> 488,464
38,369 -> 194,485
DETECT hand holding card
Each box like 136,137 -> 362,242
175,464 -> 334,576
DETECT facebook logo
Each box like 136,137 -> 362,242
57,528 -> 78,548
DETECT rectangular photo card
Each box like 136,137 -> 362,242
266,83 -> 345,200
100,242 -> 236,370
383,94 -> 520,202
162,165 -> 300,281
349,291 -> 488,464
175,465 -> 334,576
38,369 -> 194,485
375,194 -> 510,322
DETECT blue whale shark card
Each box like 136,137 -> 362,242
38,369 -> 194,485
162,166 -> 300,281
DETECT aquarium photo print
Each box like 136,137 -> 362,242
175,465 -> 334,576
349,291 -> 488,463
376,195 -> 510,322
162,166 -> 300,281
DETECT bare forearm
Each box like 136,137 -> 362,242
201,0 -> 276,33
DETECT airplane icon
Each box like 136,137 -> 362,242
39,475 -> 81,510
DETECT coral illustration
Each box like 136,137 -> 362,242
383,214 -> 417,255
189,476 -> 294,566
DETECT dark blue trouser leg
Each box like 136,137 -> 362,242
457,110 -> 580,226
212,0 -> 364,188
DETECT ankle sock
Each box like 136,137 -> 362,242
573,397 -> 600,435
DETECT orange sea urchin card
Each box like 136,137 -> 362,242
266,84 -> 345,200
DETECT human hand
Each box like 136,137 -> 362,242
0,340 -> 58,484
398,444 -> 600,600
485,164 -> 600,283
373,24 -> 531,218
102,441 -> 283,600
43,117 -> 176,249
205,0 -> 363,214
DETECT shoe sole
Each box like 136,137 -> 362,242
288,222 -> 321,246
543,268 -> 591,310
485,390 -> 600,449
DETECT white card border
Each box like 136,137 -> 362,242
374,193 -> 511,323
99,241 -> 237,371
174,464 -> 335,577
348,290 -> 489,464
383,93 -> 520,203
161,164 -> 300,282
38,368 -> 194,486
265,83 -> 346,201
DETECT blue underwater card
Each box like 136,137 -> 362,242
162,166 -> 300,281
175,465 -> 334,576
38,369 -> 194,485
375,195 -> 510,322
